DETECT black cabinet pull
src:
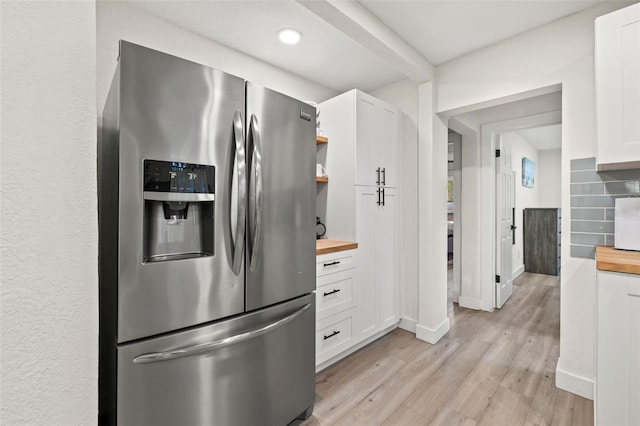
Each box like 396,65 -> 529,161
323,330 -> 341,340
382,167 -> 386,186
377,187 -> 381,206
323,261 -> 340,267
323,289 -> 341,297
382,187 -> 386,206
376,167 -> 381,185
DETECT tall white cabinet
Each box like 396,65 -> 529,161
317,89 -> 401,368
595,2 -> 640,171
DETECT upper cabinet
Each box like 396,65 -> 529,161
318,89 -> 402,240
354,91 -> 400,187
595,3 -> 640,171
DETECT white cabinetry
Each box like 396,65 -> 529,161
355,90 -> 400,188
595,2 -> 640,171
315,250 -> 357,367
318,90 -> 401,240
315,89 -> 402,371
353,186 -> 399,343
596,270 -> 640,426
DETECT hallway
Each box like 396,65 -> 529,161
304,272 -> 593,425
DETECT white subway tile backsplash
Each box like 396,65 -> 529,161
570,195 -> 615,208
570,183 -> 605,195
570,158 -> 596,171
571,233 -> 605,246
569,157 -> 640,258
571,209 -> 605,220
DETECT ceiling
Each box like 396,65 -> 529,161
517,124 -> 562,151
122,0 -> 607,93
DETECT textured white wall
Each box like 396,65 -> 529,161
371,79 -> 419,327
435,1 -> 631,398
503,131 -> 540,275
0,2 -> 98,424
538,149 -> 562,208
97,2 -> 337,117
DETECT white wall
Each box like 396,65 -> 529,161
371,79 -> 419,327
0,2 -> 98,424
97,2 -> 337,116
504,132 -> 540,275
538,149 -> 562,207
0,3 -> 337,424
434,1 -> 632,399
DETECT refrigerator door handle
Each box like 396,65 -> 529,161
248,114 -> 263,272
132,303 -> 311,364
232,110 -> 247,275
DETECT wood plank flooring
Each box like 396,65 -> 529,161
303,272 -> 593,426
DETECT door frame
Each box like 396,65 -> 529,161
480,110 -> 562,310
448,129 -> 462,304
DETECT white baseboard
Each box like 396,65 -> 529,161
416,317 -> 450,344
398,317 -> 417,333
512,265 -> 525,279
458,296 -> 483,310
555,359 -> 594,400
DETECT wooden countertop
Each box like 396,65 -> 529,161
596,245 -> 640,275
316,239 -> 358,255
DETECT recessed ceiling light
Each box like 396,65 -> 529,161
278,28 -> 302,45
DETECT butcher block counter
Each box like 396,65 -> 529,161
316,239 -> 358,255
595,245 -> 640,275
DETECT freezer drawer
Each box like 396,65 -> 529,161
116,294 -> 315,426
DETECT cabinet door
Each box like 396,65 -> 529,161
353,186 -> 377,340
378,105 -> 399,188
597,271 -> 640,426
596,3 -> 640,170
375,188 -> 399,329
355,91 -> 380,186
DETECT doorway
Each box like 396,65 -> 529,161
447,129 -> 462,310
443,89 -> 563,311
483,112 -> 563,309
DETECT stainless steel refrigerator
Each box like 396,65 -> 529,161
98,41 -> 316,426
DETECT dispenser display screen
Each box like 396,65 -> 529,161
144,160 -> 215,193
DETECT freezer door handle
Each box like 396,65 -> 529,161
231,110 -> 247,275
133,303 -> 312,364
248,114 -> 263,272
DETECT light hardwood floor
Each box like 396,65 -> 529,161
303,272 -> 593,426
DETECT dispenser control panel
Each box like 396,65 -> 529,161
144,160 -> 215,194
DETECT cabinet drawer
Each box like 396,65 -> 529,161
316,270 -> 354,320
316,251 -> 356,277
316,315 -> 352,362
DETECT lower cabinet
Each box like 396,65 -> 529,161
315,250 -> 357,367
315,241 -> 399,370
596,270 -> 640,425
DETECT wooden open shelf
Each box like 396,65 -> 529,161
316,176 -> 329,183
316,136 -> 328,144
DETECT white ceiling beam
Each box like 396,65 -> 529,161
296,0 -> 435,83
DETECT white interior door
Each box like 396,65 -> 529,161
495,135 -> 514,308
